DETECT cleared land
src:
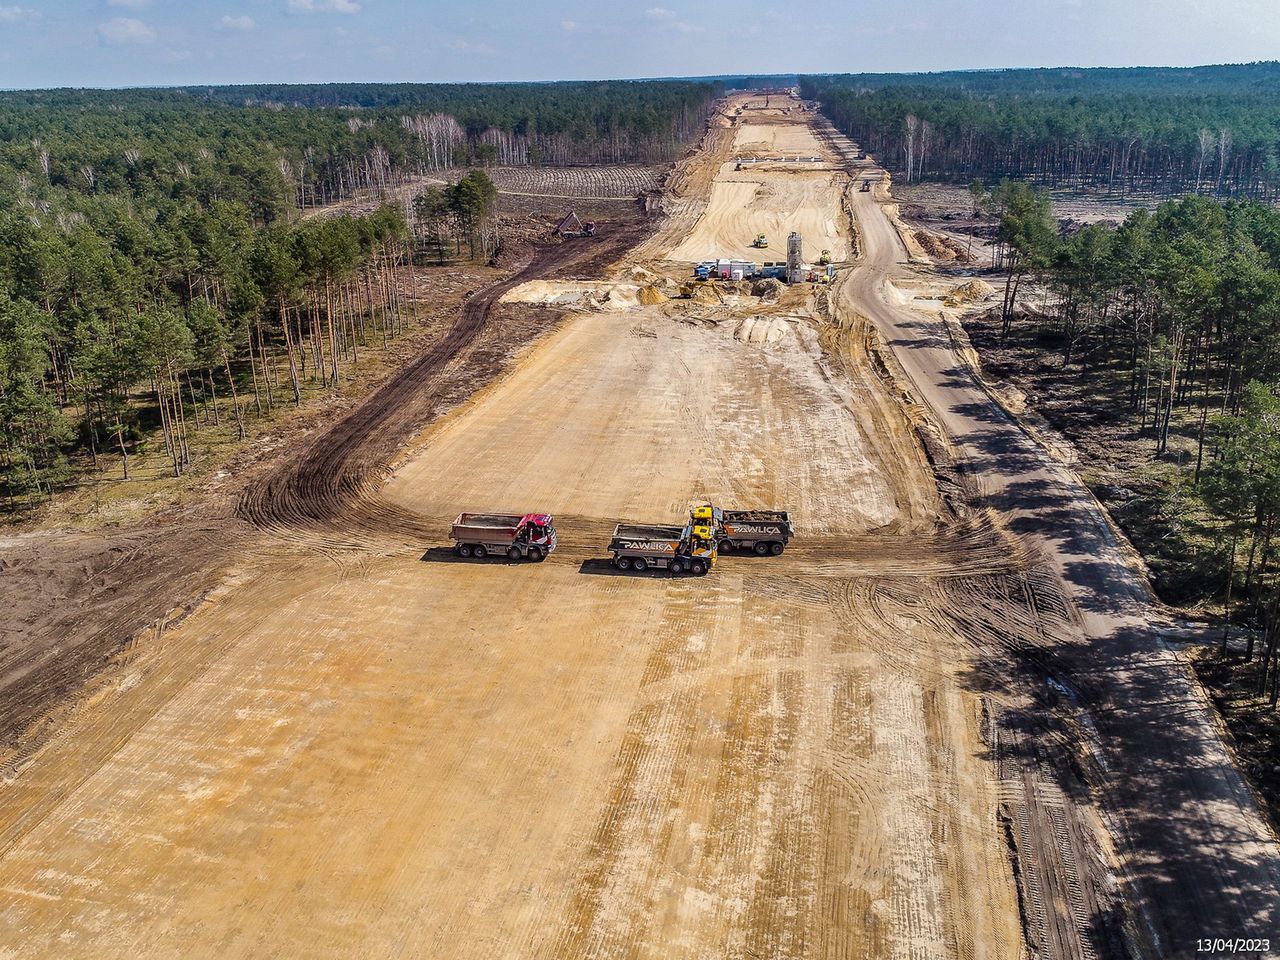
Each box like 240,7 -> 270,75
0,93 -> 1276,960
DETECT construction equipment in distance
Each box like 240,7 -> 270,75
819,249 -> 832,265
691,503 -> 793,556
451,512 -> 557,561
860,179 -> 872,192
752,234 -> 769,248
553,210 -> 596,239
609,522 -> 716,575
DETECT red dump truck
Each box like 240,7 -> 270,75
450,512 -> 557,561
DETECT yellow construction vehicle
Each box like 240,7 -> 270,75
752,234 -> 768,248
819,249 -> 831,265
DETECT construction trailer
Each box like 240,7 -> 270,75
691,503 -> 793,555
450,512 -> 557,561
609,523 -> 716,575
553,210 -> 596,238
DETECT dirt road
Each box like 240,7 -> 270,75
0,94 -> 1274,959
832,129 -> 1280,953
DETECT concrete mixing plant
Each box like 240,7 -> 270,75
786,231 -> 804,284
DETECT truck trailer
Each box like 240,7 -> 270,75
691,503 -> 793,555
609,523 -> 716,575
450,512 -> 557,561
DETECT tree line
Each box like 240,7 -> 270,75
1,80 -> 720,211
986,183 -> 1280,706
803,64 -> 1280,199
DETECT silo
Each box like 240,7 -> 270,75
786,232 -> 804,284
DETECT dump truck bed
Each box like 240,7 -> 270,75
610,523 -> 685,544
721,510 -> 790,524
454,513 -> 525,528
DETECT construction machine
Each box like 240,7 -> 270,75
691,503 -> 793,556
450,513 -> 557,561
819,249 -> 832,265
752,234 -> 768,248
609,523 -> 716,575
553,210 -> 596,239
860,179 -> 872,192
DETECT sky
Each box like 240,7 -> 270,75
1,0 -> 1278,89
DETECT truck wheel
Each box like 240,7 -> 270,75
633,557 -> 648,572
473,544 -> 487,559
458,543 -> 473,558
718,539 -> 733,554
616,556 -> 632,571
754,542 -> 769,556
691,561 -> 707,576
670,559 -> 684,575
508,546 -> 522,561
528,547 -> 544,562
770,541 -> 785,556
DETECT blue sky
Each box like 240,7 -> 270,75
0,0 -> 1277,89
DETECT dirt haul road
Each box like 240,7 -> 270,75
0,94 -> 1272,959
828,127 -> 1280,951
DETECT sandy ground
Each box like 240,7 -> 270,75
655,119 -> 851,265
2,92 -> 1276,960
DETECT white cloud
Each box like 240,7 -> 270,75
644,6 -> 702,33
287,0 -> 360,13
107,0 -> 148,8
0,5 -> 38,22
216,14 -> 255,30
560,19 -> 578,31
98,17 -> 156,45
450,37 -> 495,55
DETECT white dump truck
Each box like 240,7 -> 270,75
450,512 -> 557,561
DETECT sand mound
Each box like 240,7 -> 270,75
733,316 -> 792,344
945,279 -> 995,307
751,277 -> 786,302
637,284 -> 668,306
501,280 -> 642,311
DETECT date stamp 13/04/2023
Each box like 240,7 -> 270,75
1196,939 -> 1272,956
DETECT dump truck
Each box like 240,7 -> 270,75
609,522 -> 716,575
691,503 -> 793,556
450,512 -> 557,561
553,210 -> 596,238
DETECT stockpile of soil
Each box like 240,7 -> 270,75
945,279 -> 995,307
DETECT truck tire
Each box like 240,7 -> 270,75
691,561 -> 707,576
770,541 -> 784,555
458,543 -> 473,558
473,544 -> 488,559
528,546 -> 544,562
633,557 -> 648,572
670,559 -> 684,575
754,542 -> 769,556
718,539 -> 734,554
508,546 -> 522,561
616,556 -> 632,571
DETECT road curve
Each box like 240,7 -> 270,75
841,170 -> 1280,956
